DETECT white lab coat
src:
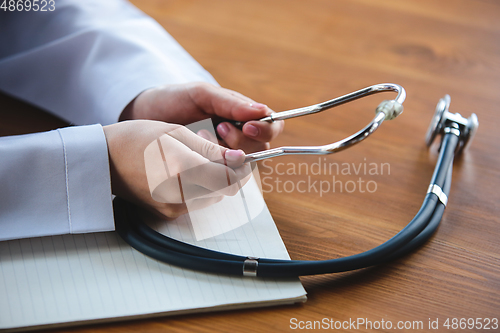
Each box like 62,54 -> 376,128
0,0 -> 217,241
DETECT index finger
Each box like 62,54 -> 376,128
191,84 -> 274,122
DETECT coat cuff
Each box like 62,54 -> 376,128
57,124 -> 115,234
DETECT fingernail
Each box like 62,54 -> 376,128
249,102 -> 267,110
217,123 -> 229,139
225,149 -> 244,163
244,124 -> 259,137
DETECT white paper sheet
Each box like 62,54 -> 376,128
0,175 -> 306,331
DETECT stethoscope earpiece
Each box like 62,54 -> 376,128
244,83 -> 406,163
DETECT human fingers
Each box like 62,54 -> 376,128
169,125 -> 248,168
196,129 -> 218,144
196,129 -> 247,169
189,83 -> 273,121
240,119 -> 284,143
149,141 -> 240,201
154,129 -> 250,198
216,121 -> 270,153
167,125 -> 227,164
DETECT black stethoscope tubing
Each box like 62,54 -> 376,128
114,132 -> 458,278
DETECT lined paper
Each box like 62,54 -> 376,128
0,175 -> 306,331
186,167 -> 266,241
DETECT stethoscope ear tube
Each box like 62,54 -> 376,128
114,132 -> 459,278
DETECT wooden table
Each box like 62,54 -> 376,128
1,0 -> 498,331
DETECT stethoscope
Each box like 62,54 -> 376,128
114,83 -> 478,278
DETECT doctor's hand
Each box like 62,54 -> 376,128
119,82 -> 284,153
103,120 -> 251,219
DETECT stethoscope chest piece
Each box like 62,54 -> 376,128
426,95 -> 479,153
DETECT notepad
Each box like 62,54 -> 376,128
0,174 -> 307,332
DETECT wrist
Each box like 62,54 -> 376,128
118,88 -> 154,121
119,97 -> 137,121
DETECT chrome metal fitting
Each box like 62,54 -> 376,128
425,95 -> 479,154
376,100 -> 404,120
427,184 -> 448,206
243,257 -> 259,277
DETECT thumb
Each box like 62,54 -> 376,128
168,125 -> 246,168
195,129 -> 246,168
192,83 -> 272,122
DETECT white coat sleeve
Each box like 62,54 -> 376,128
0,125 -> 114,241
0,0 -> 218,126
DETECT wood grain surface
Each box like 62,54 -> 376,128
1,0 -> 499,332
